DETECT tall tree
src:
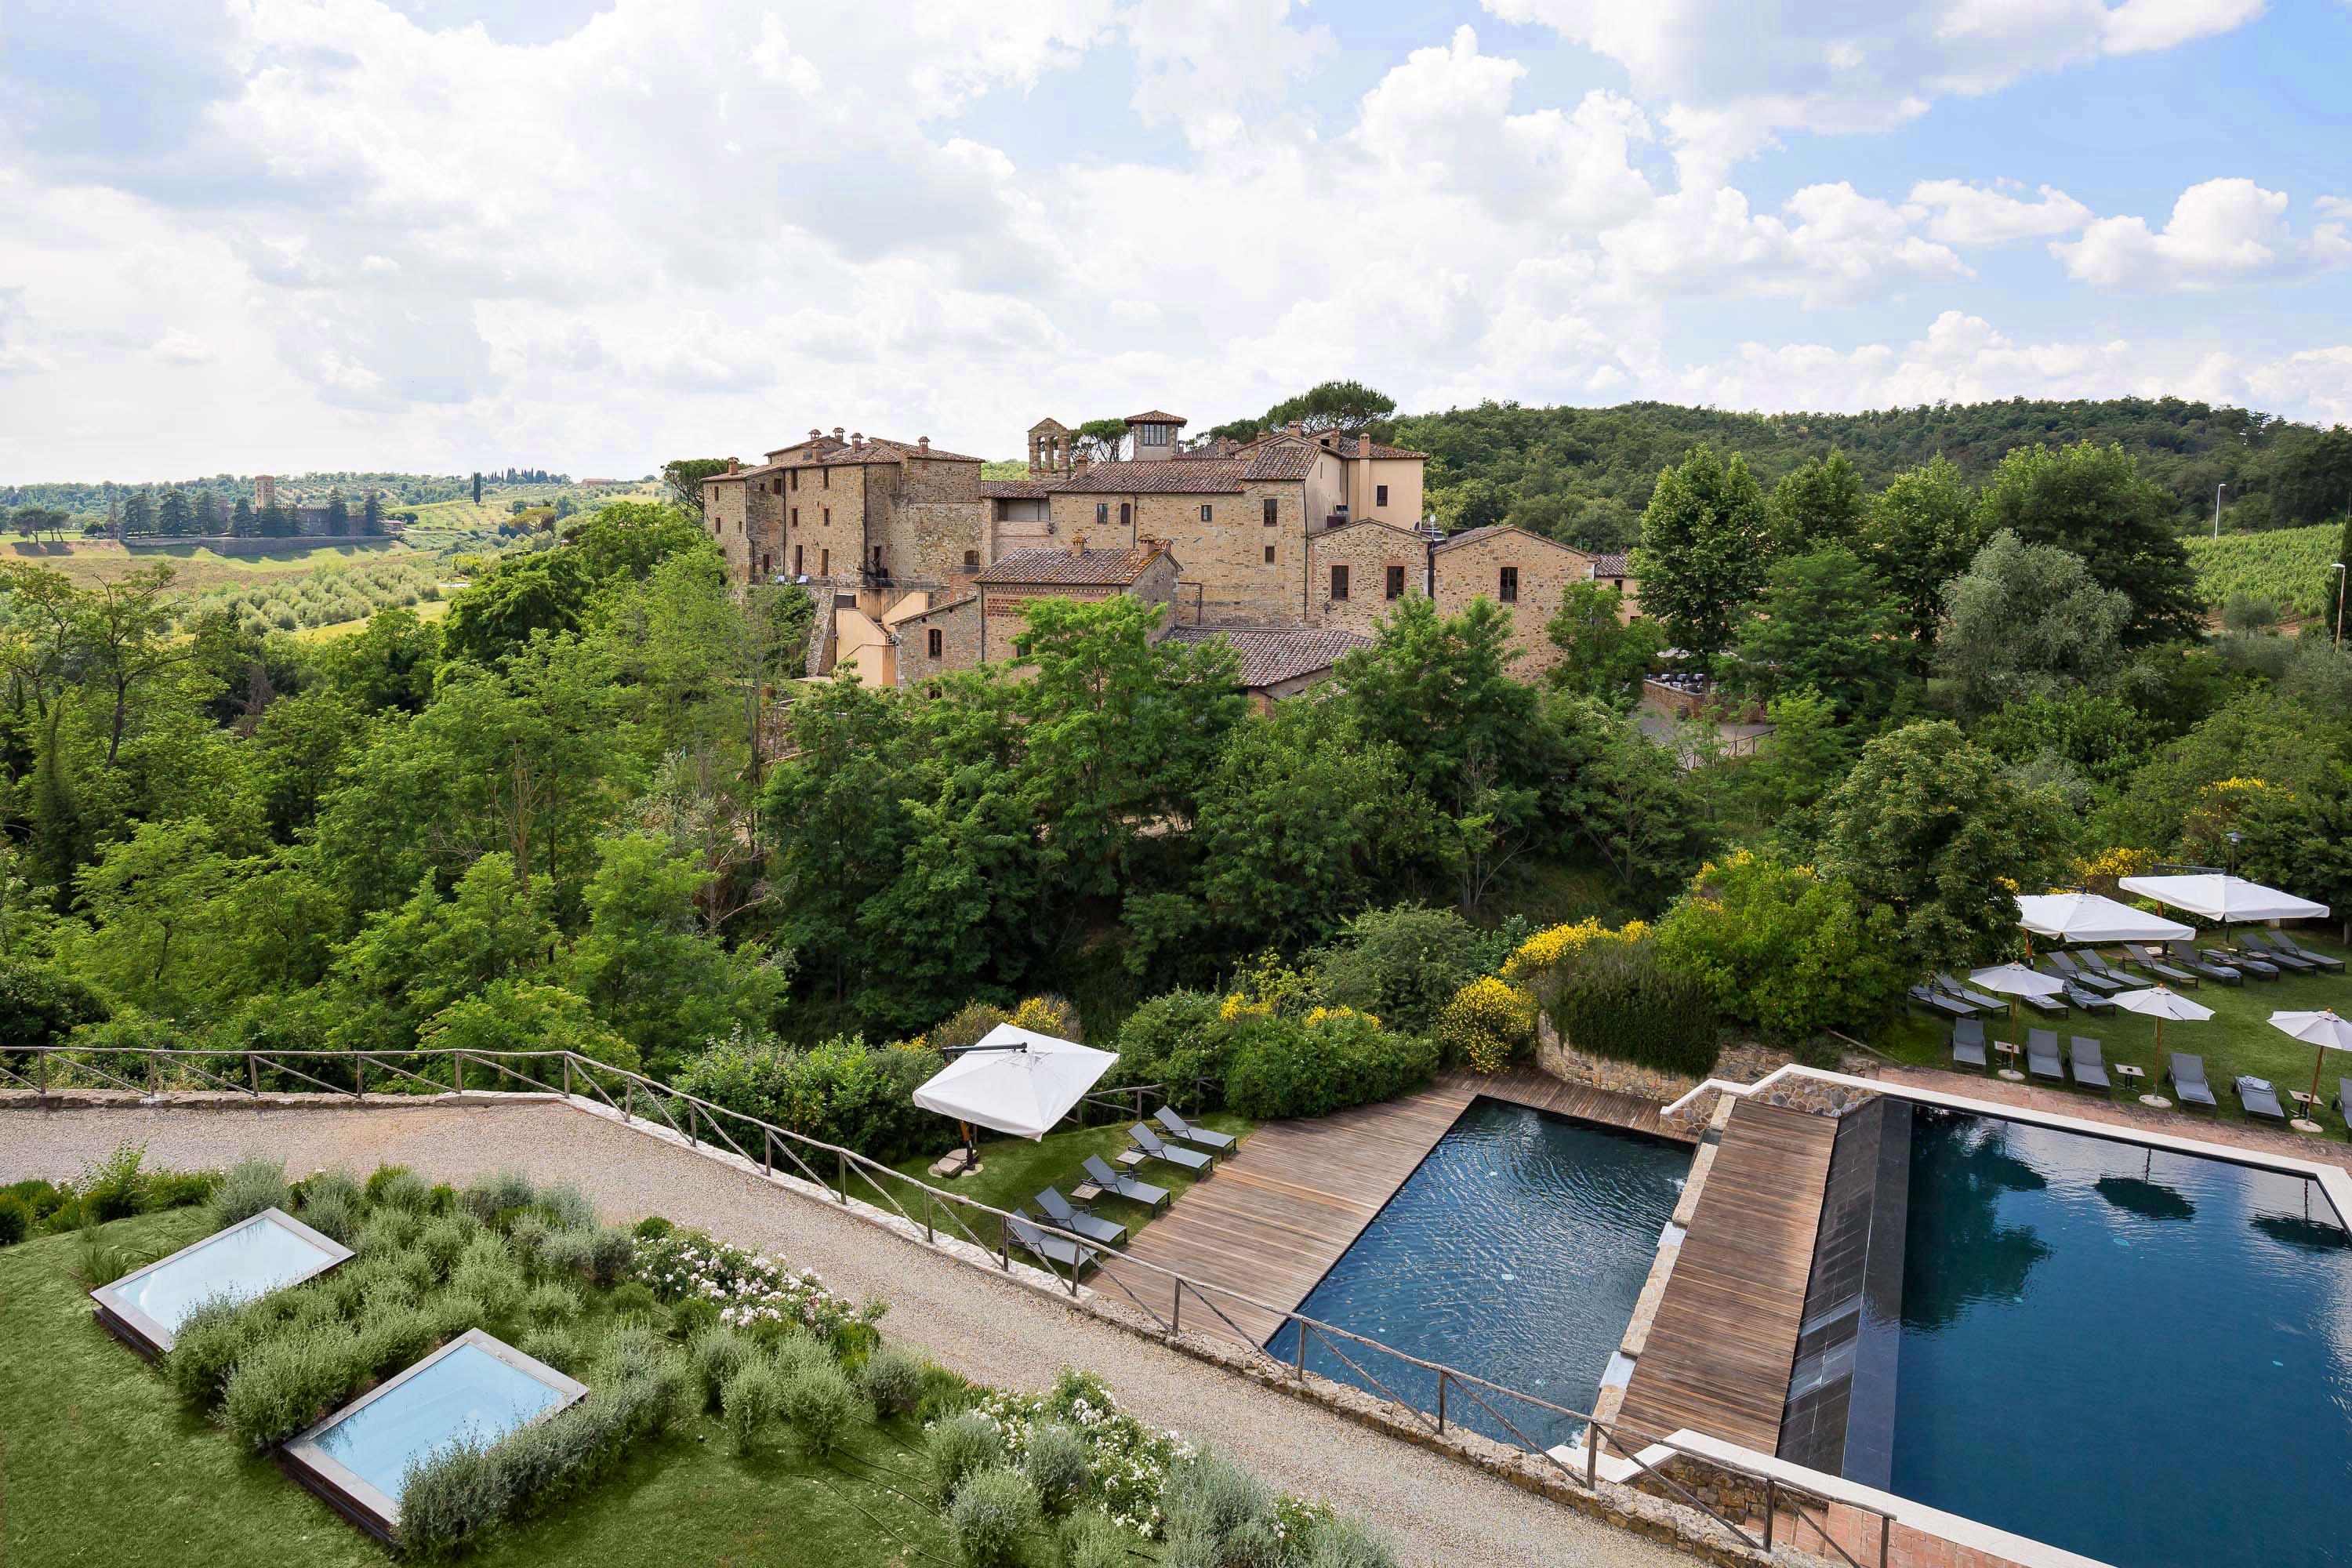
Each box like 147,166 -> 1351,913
1940,530 -> 2132,715
2273,425 -> 2352,528
119,491 -> 154,535
1261,379 -> 1396,434
361,488 -> 383,535
661,457 -> 733,512
472,471 -> 483,505
258,495 -> 292,537
1546,581 -> 1661,709
1859,456 -> 1978,668
1973,441 -> 2201,644
324,487 -> 349,532
230,497 -> 256,536
156,490 -> 194,536
1631,445 -> 1769,662
192,491 -> 225,535
1723,546 -> 1911,724
1764,451 -> 1865,554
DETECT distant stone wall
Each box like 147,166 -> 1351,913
122,534 -> 403,555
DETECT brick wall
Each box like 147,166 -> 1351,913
1307,522 -> 1428,634
1430,528 -> 1592,679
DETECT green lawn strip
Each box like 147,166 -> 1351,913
1875,934 -> 2352,1131
867,1113 -> 1255,1253
0,1212 -> 1149,1568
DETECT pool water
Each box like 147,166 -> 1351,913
315,1341 -> 568,1501
1892,1108 -> 2352,1568
114,1210 -> 342,1334
1265,1098 -> 1690,1446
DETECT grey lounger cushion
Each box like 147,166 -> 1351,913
1912,985 -> 1976,1018
2245,933 -> 2317,971
1156,1105 -> 1236,1153
2168,1053 -> 2217,1108
2123,945 -> 2198,986
2025,1029 -> 2064,1080
1081,1154 -> 1170,1209
1007,1210 -> 1097,1272
1130,1125 -> 1214,1172
2234,1076 -> 2287,1120
1034,1186 -> 1127,1247
2068,1037 -> 2111,1089
2278,934 -> 2343,971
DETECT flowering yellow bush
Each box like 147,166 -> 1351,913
1435,975 -> 1538,1075
1304,1005 -> 1380,1030
1502,916 -> 1649,986
1217,952 -> 1319,1025
1008,994 -> 1082,1041
2072,846 -> 2158,884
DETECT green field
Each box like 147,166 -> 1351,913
1875,933 -> 2352,1125
2183,524 -> 2342,619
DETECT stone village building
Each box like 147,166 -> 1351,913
699,410 -> 1639,699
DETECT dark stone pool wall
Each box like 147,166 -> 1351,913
1775,1097 -> 1909,1487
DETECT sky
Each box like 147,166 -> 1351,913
1,0 -> 2347,482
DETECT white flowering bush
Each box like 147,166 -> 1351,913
634,1229 -> 883,1339
935,1369 -> 1194,1537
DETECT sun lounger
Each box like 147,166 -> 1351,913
2068,1037 -> 2111,1091
2122,943 -> 2198,986
2241,932 -> 2318,972
1007,1210 -> 1098,1274
1951,1017 -> 1987,1069
2082,951 -> 2140,988
1130,1123 -> 1214,1174
2042,971 -> 2118,1015
2019,989 -> 2069,1019
2234,1076 -> 2288,1121
2272,932 -> 2344,972
1081,1154 -> 1170,1210
2209,946 -> 2278,980
1154,1105 -> 1236,1154
1936,972 -> 2005,1011
1911,985 -> 1977,1019
2049,951 -> 2125,993
2024,1029 -> 2064,1081
2168,1052 -> 2218,1110
2335,1078 -> 2352,1120
1034,1186 -> 1127,1247
2167,942 -> 2242,986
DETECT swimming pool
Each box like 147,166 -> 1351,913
1885,1106 -> 2352,1568
91,1207 -> 352,1356
284,1330 -> 586,1537
1265,1098 -> 1690,1447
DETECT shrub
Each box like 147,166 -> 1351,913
539,1182 -> 595,1232
166,1301 -> 252,1410
1312,905 -> 1501,1036
397,1432 -> 509,1553
1008,994 -> 1082,1041
461,1169 -> 537,1223
1112,990 -> 1229,1104
0,1194 -> 30,1247
77,1140 -> 148,1221
721,1364 -> 782,1453
1650,851 -> 1908,1047
928,1409 -> 1007,1501
607,1280 -> 661,1320
1432,975 -> 1537,1073
365,1164 -> 427,1208
537,1227 -> 593,1280
430,1290 -> 490,1341
1222,1012 -> 1436,1120
521,1280 -> 580,1326
1161,1452 -> 1276,1550
1545,940 -> 1719,1080
507,1213 -> 554,1269
1297,1514 -> 1399,1568
223,1323 -> 364,1450
1060,1511 -> 1131,1568
520,1325 -> 583,1376
1023,1422 -> 1091,1516
586,1227 -> 635,1289
417,1214 -> 480,1276
948,1467 -> 1039,1568
451,1235 -> 527,1317
669,1296 -> 719,1339
147,1170 -> 218,1210
631,1215 -> 673,1240
927,1000 -> 1009,1054
861,1345 -> 924,1417
299,1168 -> 364,1213
777,1357 -> 858,1456
675,1031 -> 946,1165
690,1327 -> 752,1410
300,1187 -> 361,1247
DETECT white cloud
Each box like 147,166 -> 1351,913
151,330 -> 218,365
1905,180 -> 2092,243
1123,0 -> 1333,148
2319,194 -> 2352,220
2054,177 -> 2352,289
2223,346 -> 2352,425
1483,0 -> 2267,162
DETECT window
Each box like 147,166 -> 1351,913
1498,566 -> 1519,603
1264,545 -> 1275,564
1118,502 -> 1131,528
1139,423 -> 1168,446
789,469 -> 800,492
771,478 -> 782,495
1385,564 -> 1405,601
789,507 -> 797,530
760,552 -> 771,576
928,628 -> 943,658
820,550 -> 829,575
793,545 -> 804,575
1330,564 -> 1349,601
1200,504 -> 1212,522
1262,499 -> 1277,527
964,549 -> 980,572
822,506 -> 829,526
822,468 -> 829,488
873,545 -> 885,572
1096,503 -> 1109,525
1375,484 -> 1388,507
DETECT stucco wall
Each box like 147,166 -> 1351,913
1352,458 -> 1424,528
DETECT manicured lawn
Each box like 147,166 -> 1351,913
877,1111 -> 1254,1252
0,1212 -> 1051,1567
1876,934 -> 2352,1130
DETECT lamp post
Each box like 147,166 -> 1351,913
2212,482 -> 2228,541
2335,562 -> 2347,653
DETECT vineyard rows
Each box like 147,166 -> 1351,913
2183,524 -> 2343,618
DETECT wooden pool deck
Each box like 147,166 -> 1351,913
1096,1068 -> 1693,1348
1610,1098 -> 1837,1454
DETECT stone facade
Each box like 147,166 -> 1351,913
891,595 -> 981,691
1046,482 -> 1309,626
1429,525 -> 1594,680
977,547 -> 1180,666
1306,520 -> 1430,634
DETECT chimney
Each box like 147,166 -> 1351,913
851,431 -> 863,448
726,457 -> 739,474
833,426 -> 845,443
917,436 -> 930,451
1288,419 -> 1304,437
1073,451 -> 1090,476
1071,535 -> 1087,557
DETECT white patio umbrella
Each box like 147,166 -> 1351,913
2272,1010 -> 2352,1127
1968,963 -> 2067,1064
2112,986 -> 2216,1099
2117,874 -> 2330,946
2014,892 -> 2194,949
912,1024 -> 1118,1159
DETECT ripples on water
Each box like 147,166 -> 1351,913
1266,1098 -> 1690,1447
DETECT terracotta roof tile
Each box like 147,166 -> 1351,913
1159,625 -> 1373,688
1123,409 -> 1187,425
978,478 -> 1068,499
976,543 -> 1167,586
1430,524 -> 1588,557
1589,553 -> 1632,577
1056,460 -> 1247,494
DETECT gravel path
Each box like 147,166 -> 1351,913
5,1101 -> 1693,1568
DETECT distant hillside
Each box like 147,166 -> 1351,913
1387,396 -> 2336,553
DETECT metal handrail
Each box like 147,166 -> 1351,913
9,1043 -> 1896,1563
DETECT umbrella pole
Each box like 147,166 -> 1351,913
2312,1046 -> 2326,1119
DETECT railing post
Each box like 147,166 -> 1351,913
1293,1324 -> 1307,1381
452,1051 -> 463,1094
1436,1370 -> 1446,1433
762,1126 -> 772,1177
147,1049 -> 160,1098
1763,1477 -> 1775,1551
836,1150 -> 849,1203
247,1051 -> 259,1096
1585,1425 -> 1599,1489
1171,1279 -> 1181,1337
623,1081 -> 633,1123
563,1055 -> 572,1100
354,1054 -> 365,1099
38,1049 -> 48,1099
